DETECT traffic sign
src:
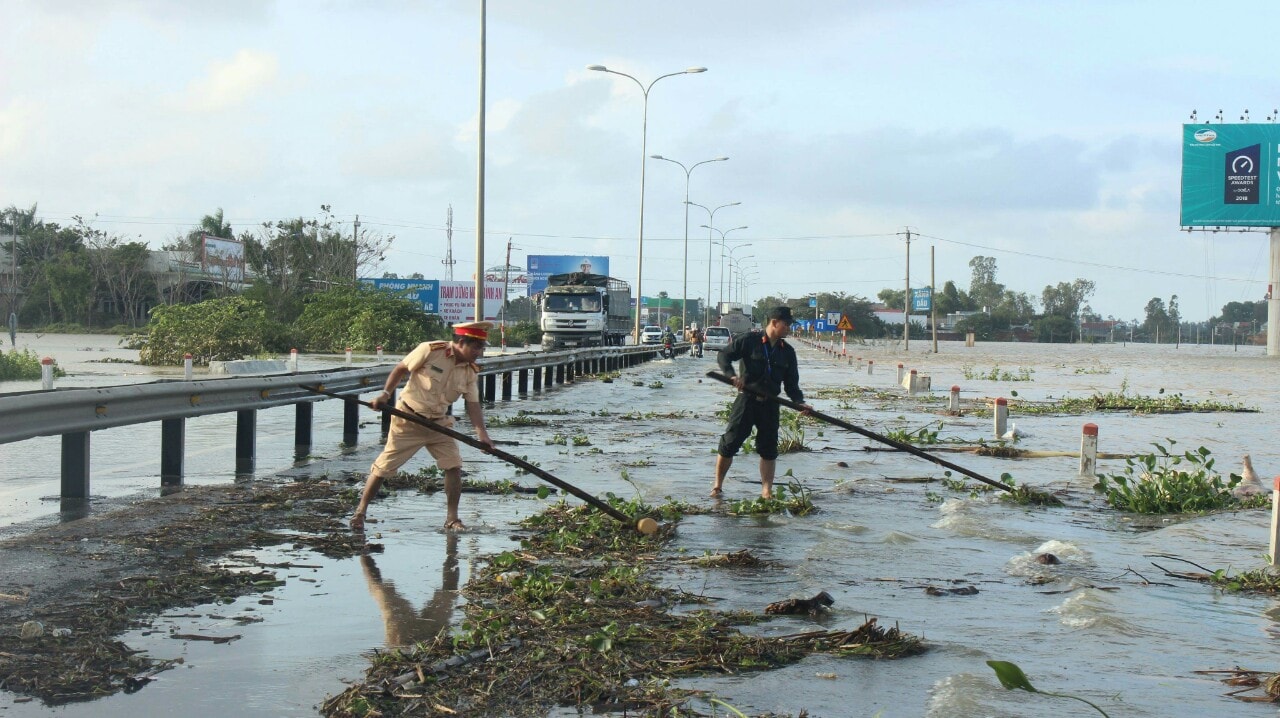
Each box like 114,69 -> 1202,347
809,297 -> 817,308
837,315 -> 854,331
826,312 -> 841,324
814,319 -> 829,332
911,287 -> 932,312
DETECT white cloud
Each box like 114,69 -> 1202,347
179,49 -> 280,113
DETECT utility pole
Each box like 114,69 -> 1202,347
352,214 -> 360,282
930,245 -> 937,353
900,227 -> 912,350
502,237 -> 512,348
443,205 -> 456,281
473,0 -> 487,323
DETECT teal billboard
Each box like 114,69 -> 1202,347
1181,124 -> 1280,226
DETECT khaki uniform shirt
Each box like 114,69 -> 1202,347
398,341 -> 481,418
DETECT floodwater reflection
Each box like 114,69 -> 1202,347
361,532 -> 460,647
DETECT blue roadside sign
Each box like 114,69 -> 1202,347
809,297 -> 817,308
911,287 -> 932,312
814,319 -> 829,332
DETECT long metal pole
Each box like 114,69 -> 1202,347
706,223 -> 714,326
635,90 -> 650,342
903,228 -> 911,350
680,170 -> 690,331
1270,227 -> 1280,357
474,0 -> 487,323
931,244 -> 938,353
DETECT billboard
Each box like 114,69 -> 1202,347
1181,124 -> 1280,226
437,281 -> 504,324
362,278 -> 439,313
201,234 -> 245,282
526,255 -> 610,295
911,287 -> 933,312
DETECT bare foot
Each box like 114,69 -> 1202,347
350,512 -> 366,532
709,486 -> 723,498
444,518 -> 467,531
760,491 -> 773,500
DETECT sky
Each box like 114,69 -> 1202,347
3,0 -> 1279,322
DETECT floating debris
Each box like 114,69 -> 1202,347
765,591 -> 835,615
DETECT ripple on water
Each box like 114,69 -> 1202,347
924,672 -> 1012,718
1046,588 -> 1147,637
880,530 -> 919,544
931,498 -> 1037,544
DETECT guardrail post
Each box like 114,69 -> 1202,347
518,368 -> 528,394
501,371 -> 513,400
566,360 -> 576,383
484,374 -> 497,402
183,354 -> 193,381
237,410 -> 257,474
555,363 -> 564,384
993,398 -> 1008,439
161,418 -> 184,486
533,366 -> 543,391
296,401 -> 314,457
1079,423 -> 1099,477
61,431 -> 90,499
342,397 -> 359,446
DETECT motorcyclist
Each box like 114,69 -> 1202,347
688,324 -> 703,358
660,327 -> 675,358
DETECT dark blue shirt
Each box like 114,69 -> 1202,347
717,330 -> 804,403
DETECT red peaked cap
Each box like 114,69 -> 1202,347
453,321 -> 491,341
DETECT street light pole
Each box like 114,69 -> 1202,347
651,155 -> 727,331
686,202 -> 739,327
709,229 -> 749,313
587,64 -> 706,343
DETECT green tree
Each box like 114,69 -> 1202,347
139,296 -> 287,365
877,288 -> 905,310
968,256 -> 1004,311
1035,315 -> 1076,343
1041,279 -> 1095,321
295,285 -> 446,353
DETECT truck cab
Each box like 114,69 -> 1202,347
539,272 -> 631,349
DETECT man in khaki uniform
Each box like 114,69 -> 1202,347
351,322 -> 494,531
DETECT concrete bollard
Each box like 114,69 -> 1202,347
906,369 -> 919,395
290,348 -> 298,373
1079,423 -> 1099,477
377,345 -> 383,361
857,357 -> 863,369
993,397 -> 1008,438
867,360 -> 874,375
345,347 -> 353,366
896,363 -> 906,384
965,332 -> 976,347
40,357 -> 54,390
949,385 -> 961,413
184,353 -> 193,381
1271,477 -> 1280,567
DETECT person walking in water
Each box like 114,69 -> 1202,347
351,322 -> 495,531
711,306 -> 811,499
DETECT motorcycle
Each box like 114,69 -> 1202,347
660,336 -> 675,359
691,339 -> 703,358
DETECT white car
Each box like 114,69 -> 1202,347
640,325 -> 664,345
704,326 -> 733,352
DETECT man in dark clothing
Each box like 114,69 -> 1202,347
712,306 -> 812,499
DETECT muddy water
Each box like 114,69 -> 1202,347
4,335 -> 1280,716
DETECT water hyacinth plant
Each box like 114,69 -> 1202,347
1092,439 -> 1253,514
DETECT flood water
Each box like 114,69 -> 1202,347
3,333 -> 1280,717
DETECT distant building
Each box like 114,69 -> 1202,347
1079,320 -> 1122,341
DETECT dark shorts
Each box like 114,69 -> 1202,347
718,394 -> 781,460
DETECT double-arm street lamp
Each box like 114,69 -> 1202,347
688,201 -> 740,326
587,64 -> 706,342
728,255 -> 755,304
650,155 -> 728,331
703,227 -> 748,315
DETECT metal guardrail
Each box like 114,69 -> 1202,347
0,344 -> 668,447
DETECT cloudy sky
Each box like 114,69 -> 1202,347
3,0 -> 1278,321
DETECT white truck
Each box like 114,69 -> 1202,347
716,302 -> 753,335
540,272 -> 632,349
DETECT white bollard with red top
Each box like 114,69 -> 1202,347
896,363 -> 905,384
1270,477 -> 1280,566
907,369 -> 919,395
376,345 -> 384,361
41,357 -> 54,390
289,348 -> 299,373
867,360 -> 874,375
1079,423 -> 1099,477
184,353 -> 193,380
949,385 -> 961,413
993,397 -> 1008,438
345,347 -> 353,366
